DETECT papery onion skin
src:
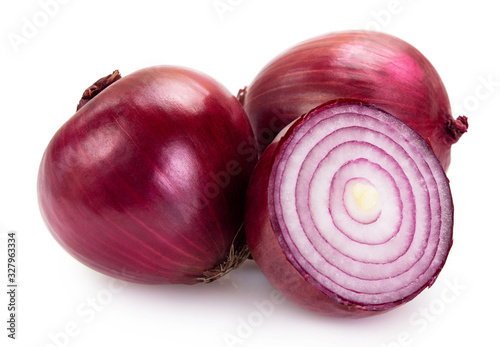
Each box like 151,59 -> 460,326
239,30 -> 468,171
38,66 -> 257,284
244,100 -> 453,317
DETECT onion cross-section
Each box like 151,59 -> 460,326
245,100 -> 454,317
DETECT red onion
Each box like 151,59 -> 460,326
238,30 -> 468,171
38,66 -> 257,284
245,100 -> 453,317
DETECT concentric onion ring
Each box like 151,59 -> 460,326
245,100 -> 453,316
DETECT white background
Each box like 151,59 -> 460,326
1,1 -> 499,346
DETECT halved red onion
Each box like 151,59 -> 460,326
245,100 -> 453,317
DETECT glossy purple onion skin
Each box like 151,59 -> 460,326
240,31 -> 468,171
38,66 -> 257,284
244,101 -> 453,317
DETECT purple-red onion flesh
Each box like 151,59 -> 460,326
245,100 -> 454,317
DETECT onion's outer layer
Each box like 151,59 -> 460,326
239,30 -> 468,171
38,66 -> 257,284
245,100 -> 453,317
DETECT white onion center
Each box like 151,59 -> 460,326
343,178 -> 381,224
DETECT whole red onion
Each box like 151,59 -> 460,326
38,66 -> 257,284
239,31 -> 468,171
245,100 -> 453,317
